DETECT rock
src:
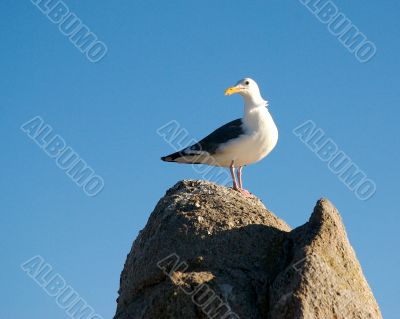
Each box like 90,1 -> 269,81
114,180 -> 382,319
269,199 -> 382,319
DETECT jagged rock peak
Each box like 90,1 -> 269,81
114,180 -> 382,319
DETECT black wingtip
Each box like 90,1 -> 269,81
161,156 -> 173,162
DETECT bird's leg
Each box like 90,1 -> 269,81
229,161 -> 239,190
237,166 -> 243,189
237,166 -> 251,197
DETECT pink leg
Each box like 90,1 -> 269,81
237,166 -> 243,189
229,161 -> 239,190
237,166 -> 251,197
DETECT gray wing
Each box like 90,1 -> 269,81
161,119 -> 244,162
193,118 -> 244,154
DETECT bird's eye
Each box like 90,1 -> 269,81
245,81 -> 250,85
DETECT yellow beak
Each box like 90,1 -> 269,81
224,86 -> 241,96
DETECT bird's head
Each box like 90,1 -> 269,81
225,78 -> 266,107
224,78 -> 260,97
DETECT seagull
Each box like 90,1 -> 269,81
161,78 -> 278,196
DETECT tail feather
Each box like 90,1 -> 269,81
161,150 -> 204,164
161,151 -> 185,163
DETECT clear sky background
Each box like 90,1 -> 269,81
1,0 -> 399,318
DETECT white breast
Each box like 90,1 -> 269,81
214,107 -> 278,167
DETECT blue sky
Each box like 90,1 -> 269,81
1,0 -> 399,318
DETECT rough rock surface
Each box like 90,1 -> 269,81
114,180 -> 381,319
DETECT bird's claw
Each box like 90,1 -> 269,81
232,186 -> 252,197
238,188 -> 252,197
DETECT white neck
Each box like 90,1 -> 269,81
241,93 -> 272,132
243,94 -> 268,115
